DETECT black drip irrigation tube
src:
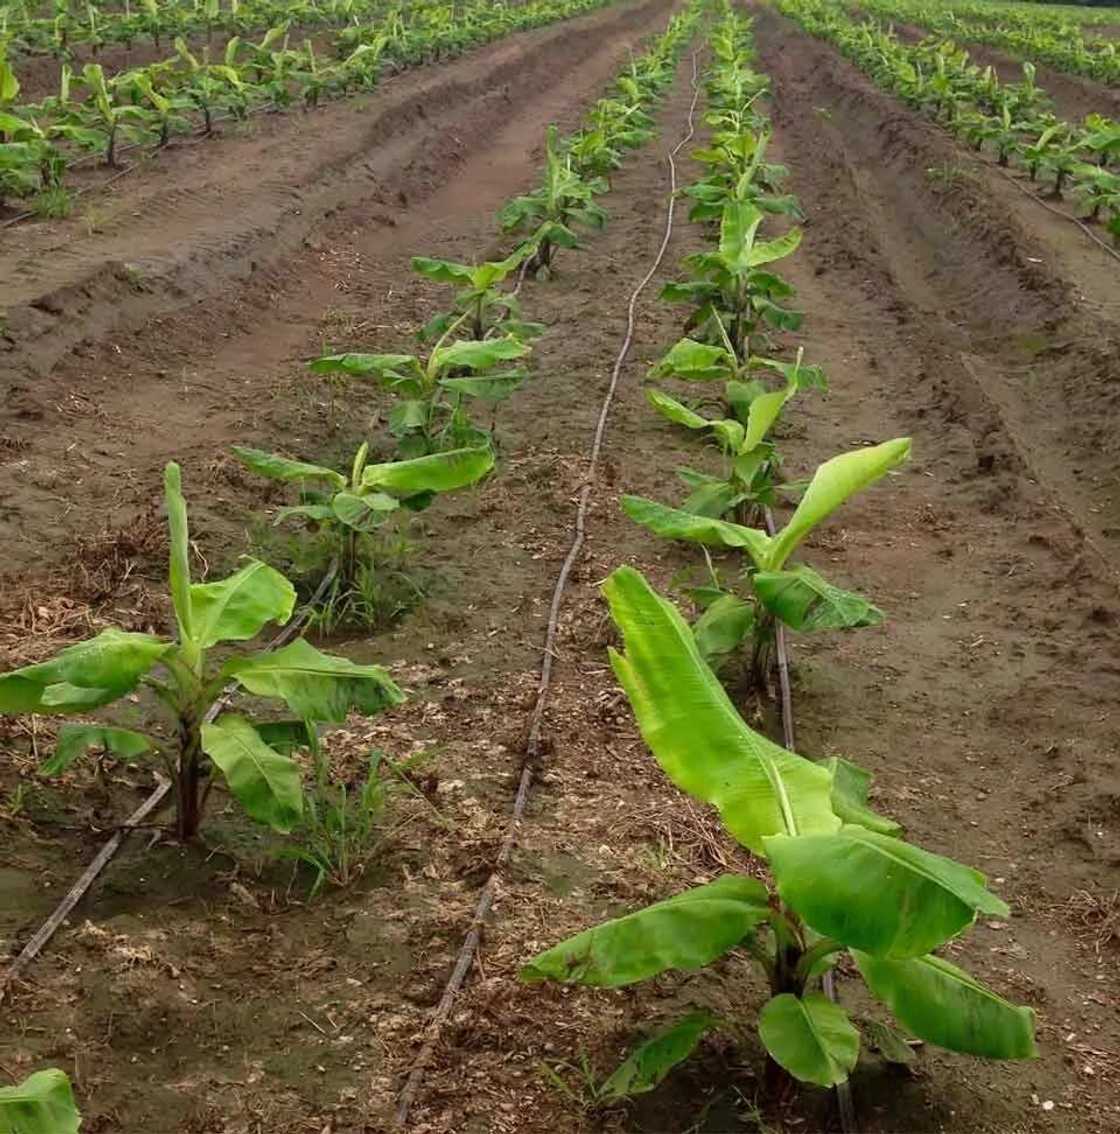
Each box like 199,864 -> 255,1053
393,48 -> 704,1130
0,558 -> 340,1006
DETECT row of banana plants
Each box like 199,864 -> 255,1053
780,0 -> 1120,241
4,0 -> 390,58
843,0 -> 1120,85
0,11 -> 702,1129
519,1 -> 1038,1113
0,0 -> 617,211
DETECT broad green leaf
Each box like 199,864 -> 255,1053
225,638 -> 404,722
201,714 -> 302,833
600,1012 -> 719,1101
439,371 -> 526,401
0,1068 -> 80,1134
622,496 -> 771,567
718,200 -> 765,274
826,758 -> 901,837
693,593 -> 754,668
0,629 -> 170,715
753,566 -> 883,632
710,419 -> 746,453
520,876 -> 768,988
646,388 -> 708,430
431,336 -> 529,375
758,994 -> 859,1087
409,255 -> 474,285
231,446 -> 345,489
43,725 -> 154,775
275,503 -> 335,525
308,352 -> 421,379
766,439 -> 911,569
748,225 -> 802,267
765,826 -> 1009,958
388,399 -> 428,436
361,447 -> 493,496
742,385 -> 792,453
255,719 -> 317,754
650,338 -> 734,382
164,462 -> 194,645
331,491 -> 398,533
854,952 -> 1037,1059
190,560 -> 295,649
603,568 -> 840,853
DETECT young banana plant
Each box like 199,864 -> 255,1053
0,464 -> 404,841
685,129 -> 802,223
623,438 -> 911,681
411,245 -> 543,343
232,442 -> 494,600
646,336 -> 826,522
522,567 -> 1036,1100
498,124 -> 608,279
311,330 -> 531,456
662,199 -> 803,358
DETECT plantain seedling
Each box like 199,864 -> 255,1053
233,442 -> 494,614
311,330 -> 531,457
522,567 -> 1036,1103
661,199 -> 803,358
623,439 -> 910,683
646,335 -> 825,523
0,463 -> 404,842
411,245 -> 543,343
498,124 -> 607,279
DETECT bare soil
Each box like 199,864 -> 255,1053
1,4 -> 1120,1134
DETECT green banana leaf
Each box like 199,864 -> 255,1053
758,993 -> 859,1086
646,388 -> 709,430
621,496 -> 770,566
0,1069 -> 80,1134
165,462 -> 194,647
431,336 -> 529,375
693,593 -> 754,668
438,370 -> 526,401
650,337 -> 735,382
331,491 -> 399,533
854,951 -> 1037,1059
765,825 -> 1009,958
753,565 -> 883,632
42,725 -> 154,775
225,638 -> 404,722
825,757 -> 901,837
600,1012 -> 719,1101
603,567 -> 839,853
0,629 -> 170,715
201,714 -> 302,833
361,447 -> 494,496
231,446 -> 345,488
520,875 -> 768,988
766,439 -> 911,569
189,560 -> 296,648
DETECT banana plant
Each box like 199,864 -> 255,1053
0,1068 -> 80,1134
522,566 -> 1036,1099
646,335 -> 825,523
410,245 -> 543,343
623,438 -> 910,681
498,124 -> 607,279
0,463 -> 404,842
232,442 -> 494,596
310,331 -> 531,457
1073,163 -> 1120,222
79,61 -> 153,165
685,129 -> 802,223
662,199 -> 802,357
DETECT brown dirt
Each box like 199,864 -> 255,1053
2,4 -> 1120,1134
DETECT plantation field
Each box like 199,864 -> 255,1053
1,1 -> 1120,1132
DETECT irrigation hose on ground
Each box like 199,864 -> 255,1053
0,558 -> 340,1005
393,50 -> 703,1129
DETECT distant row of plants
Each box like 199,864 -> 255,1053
0,0 -> 617,213
0,8 -> 703,1128
521,1 -> 1038,1112
781,0 -> 1120,242
844,0 -> 1120,84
